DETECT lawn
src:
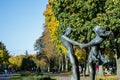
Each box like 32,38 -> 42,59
10,71 -> 119,80
10,72 -> 60,80
95,75 -> 119,80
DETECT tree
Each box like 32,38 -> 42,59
50,0 -> 120,78
35,27 -> 58,72
9,54 -> 40,71
44,0 -> 120,78
44,0 -> 88,73
44,1 -> 64,60
34,37 -> 43,54
25,50 -> 28,56
0,42 -> 10,71
21,56 -> 36,71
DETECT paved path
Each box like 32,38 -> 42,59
43,73 -> 89,80
0,74 -> 14,80
0,73 -> 89,80
56,76 -> 89,80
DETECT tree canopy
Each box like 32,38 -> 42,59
44,0 -> 120,57
0,42 -> 10,70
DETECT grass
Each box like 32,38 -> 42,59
10,71 -> 120,80
95,75 -> 120,80
10,71 -> 60,80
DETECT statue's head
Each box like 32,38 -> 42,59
93,26 -> 105,36
65,27 -> 72,35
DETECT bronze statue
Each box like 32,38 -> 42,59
61,26 -> 111,80
79,26 -> 111,80
61,27 -> 80,80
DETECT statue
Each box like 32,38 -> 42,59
79,26 -> 111,80
61,27 -> 81,80
61,26 -> 111,80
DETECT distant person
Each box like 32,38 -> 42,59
109,66 -> 113,74
4,69 -> 7,74
96,65 -> 99,74
104,68 -> 109,74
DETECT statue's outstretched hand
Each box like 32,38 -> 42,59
79,44 -> 84,48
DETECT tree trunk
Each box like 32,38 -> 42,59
85,63 -> 89,76
115,52 -> 120,79
98,65 -> 104,76
58,56 -> 61,72
65,55 -> 68,72
114,49 -> 120,79
48,66 -> 50,72
116,58 -> 120,79
61,55 -> 64,72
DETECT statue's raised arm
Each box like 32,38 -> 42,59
61,27 -> 81,47
61,35 -> 81,46
80,26 -> 111,48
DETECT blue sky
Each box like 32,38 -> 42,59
0,0 -> 48,55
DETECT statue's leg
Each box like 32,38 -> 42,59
99,52 -> 109,65
88,62 -> 96,80
68,50 -> 80,80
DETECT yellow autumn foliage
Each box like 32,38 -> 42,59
0,50 -> 4,57
44,2 -> 67,54
8,57 -> 15,65
57,44 -> 67,54
49,0 -> 54,3
8,55 -> 23,68
44,4 -> 59,43
74,46 -> 87,61
44,0 -> 87,61
104,49 -> 115,59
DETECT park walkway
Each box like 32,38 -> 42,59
55,76 -> 89,80
0,72 -> 89,80
43,72 -> 89,80
0,74 -> 14,80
